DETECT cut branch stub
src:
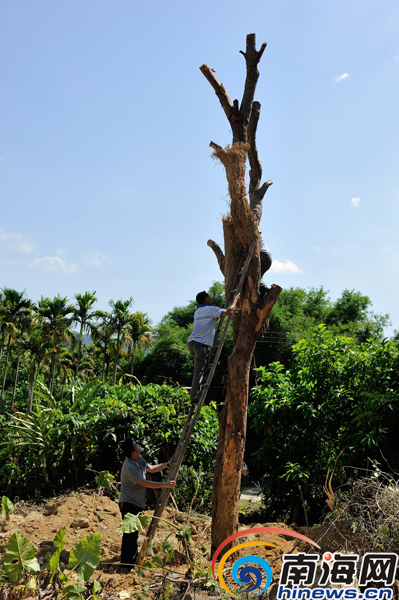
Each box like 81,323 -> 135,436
199,65 -> 233,122
207,239 -> 225,276
240,34 -> 267,122
212,142 -> 258,249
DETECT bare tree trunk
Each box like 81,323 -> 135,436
201,34 -> 282,553
49,355 -> 56,395
0,330 -> 5,373
12,352 -> 20,405
76,323 -> 83,377
0,335 -> 12,411
112,359 -> 118,386
28,370 -> 35,411
35,362 -> 41,387
130,347 -> 135,376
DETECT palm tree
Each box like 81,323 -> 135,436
19,324 -> 50,410
75,347 -> 96,383
11,312 -> 34,406
91,311 -> 115,381
0,288 -> 33,411
72,291 -> 98,377
127,312 -> 153,375
55,347 -> 75,401
0,291 -> 6,368
108,298 -> 134,385
36,295 -> 74,395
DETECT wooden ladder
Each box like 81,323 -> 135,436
138,237 -> 258,562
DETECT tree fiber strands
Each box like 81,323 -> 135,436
212,142 -> 258,249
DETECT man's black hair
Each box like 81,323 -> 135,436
196,291 -> 208,305
120,438 -> 136,458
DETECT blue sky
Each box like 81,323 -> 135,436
1,0 -> 399,332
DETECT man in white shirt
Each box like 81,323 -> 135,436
187,291 -> 239,404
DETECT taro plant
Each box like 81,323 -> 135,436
119,512 -> 217,593
2,526 -> 102,600
0,495 -> 14,532
3,531 -> 40,583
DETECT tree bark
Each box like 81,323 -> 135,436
130,347 -> 136,376
0,335 -> 12,411
12,352 -> 20,405
201,34 -> 283,554
113,357 -> 118,385
209,146 -> 281,554
0,330 -> 5,373
76,323 -> 83,377
27,370 -> 35,411
49,354 -> 56,395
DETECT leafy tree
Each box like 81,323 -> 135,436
249,324 -> 399,523
137,321 -> 193,386
0,380 -> 218,509
255,286 -> 390,370
136,282 -> 228,390
127,312 -> 152,375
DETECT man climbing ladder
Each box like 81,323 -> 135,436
187,290 -> 240,403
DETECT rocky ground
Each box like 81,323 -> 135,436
0,491 -> 363,600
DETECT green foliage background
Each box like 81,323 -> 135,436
1,281 -> 398,524
249,325 -> 399,523
0,381 -> 218,513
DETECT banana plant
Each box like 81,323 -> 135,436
5,403 -> 64,482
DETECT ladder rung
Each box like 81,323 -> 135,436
138,236 -> 259,565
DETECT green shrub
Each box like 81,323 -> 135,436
0,380 -> 218,512
249,325 -> 399,523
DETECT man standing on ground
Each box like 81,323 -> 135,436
118,438 -> 175,568
187,291 -> 240,404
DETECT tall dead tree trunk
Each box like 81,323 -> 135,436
200,33 -> 282,554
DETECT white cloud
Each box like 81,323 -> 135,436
56,248 -> 67,259
334,73 -> 350,83
270,259 -> 304,274
0,227 -> 34,254
30,255 -> 78,274
351,197 -> 361,208
311,246 -> 322,251
81,252 -> 113,267
394,55 -> 399,63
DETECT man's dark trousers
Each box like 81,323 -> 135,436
187,340 -> 208,403
119,502 -> 141,566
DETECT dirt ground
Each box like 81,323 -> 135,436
0,491 -> 358,599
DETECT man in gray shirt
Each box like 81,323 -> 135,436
118,438 -> 175,568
